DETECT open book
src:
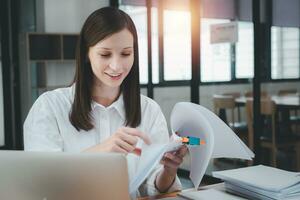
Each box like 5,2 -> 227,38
129,102 -> 255,194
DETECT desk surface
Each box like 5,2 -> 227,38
138,183 -> 248,200
235,95 -> 300,109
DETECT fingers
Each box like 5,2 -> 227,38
163,145 -> 188,158
163,152 -> 183,165
176,145 -> 188,158
160,156 -> 181,169
114,127 -> 149,155
160,146 -> 188,169
111,144 -> 128,154
111,127 -> 151,155
118,132 -> 138,146
121,127 -> 151,145
116,138 -> 136,152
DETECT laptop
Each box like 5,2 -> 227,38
0,151 -> 130,200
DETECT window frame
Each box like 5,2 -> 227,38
270,26 -> 300,80
119,1 -> 300,89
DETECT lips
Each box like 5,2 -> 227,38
105,72 -> 122,80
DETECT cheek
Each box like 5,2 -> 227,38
90,58 -> 107,73
125,57 -> 134,72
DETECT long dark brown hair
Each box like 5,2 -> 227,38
70,7 -> 141,131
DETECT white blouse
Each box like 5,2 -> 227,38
23,85 -> 181,196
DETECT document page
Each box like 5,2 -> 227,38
129,141 -> 182,194
129,102 -> 254,195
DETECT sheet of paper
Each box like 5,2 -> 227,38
192,103 -> 254,159
170,102 -> 254,190
129,102 -> 255,194
170,102 -> 215,190
178,188 -> 246,200
129,141 -> 182,195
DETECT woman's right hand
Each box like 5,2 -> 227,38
84,127 -> 151,154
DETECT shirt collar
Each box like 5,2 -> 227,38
91,93 -> 125,120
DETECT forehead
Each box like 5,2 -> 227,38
94,29 -> 134,49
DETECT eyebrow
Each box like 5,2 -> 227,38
97,47 -> 133,50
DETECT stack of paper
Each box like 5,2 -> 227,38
213,165 -> 300,200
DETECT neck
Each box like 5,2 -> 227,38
92,81 -> 120,107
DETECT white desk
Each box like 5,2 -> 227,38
138,183 -> 249,200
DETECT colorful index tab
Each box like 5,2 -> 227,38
180,136 -> 205,146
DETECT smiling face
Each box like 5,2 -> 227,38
88,28 -> 134,89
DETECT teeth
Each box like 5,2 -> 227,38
109,74 -> 121,77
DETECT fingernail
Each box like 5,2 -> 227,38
132,148 -> 141,156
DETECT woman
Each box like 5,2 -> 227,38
24,7 -> 187,196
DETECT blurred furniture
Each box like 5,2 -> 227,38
20,33 -> 78,122
222,92 -> 242,121
278,89 -> 300,128
245,91 -> 269,98
222,92 -> 241,98
236,95 -> 300,109
25,33 -> 78,102
213,95 -> 250,149
237,94 -> 300,135
278,89 -> 298,96
246,99 -> 300,169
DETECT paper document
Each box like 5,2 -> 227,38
129,141 -> 182,194
213,165 -> 300,192
129,102 -> 254,194
213,165 -> 300,200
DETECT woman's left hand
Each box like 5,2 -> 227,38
160,145 -> 188,175
155,145 -> 188,193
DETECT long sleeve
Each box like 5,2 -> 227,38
140,101 -> 182,196
23,93 -> 64,152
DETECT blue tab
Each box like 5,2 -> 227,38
187,136 -> 200,145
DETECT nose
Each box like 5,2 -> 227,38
109,56 -> 122,71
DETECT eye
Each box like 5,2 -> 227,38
121,53 -> 132,57
99,54 -> 111,58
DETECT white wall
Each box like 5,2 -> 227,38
44,0 -> 109,33
41,0 -> 110,89
154,87 -> 190,132
0,62 -> 4,146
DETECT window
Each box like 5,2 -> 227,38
163,10 -> 191,81
119,4 -> 261,84
271,27 -> 300,79
151,7 -> 159,84
119,5 -> 149,84
236,22 -> 254,79
201,19 -> 231,82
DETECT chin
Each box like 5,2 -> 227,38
104,80 -> 123,88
